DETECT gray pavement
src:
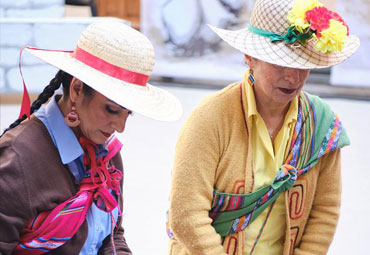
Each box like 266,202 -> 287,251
1,84 -> 369,254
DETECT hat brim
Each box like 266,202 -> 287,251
209,25 -> 360,69
25,48 -> 182,121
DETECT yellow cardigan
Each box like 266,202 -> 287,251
168,82 -> 342,255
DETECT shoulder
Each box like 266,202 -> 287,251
196,82 -> 242,112
302,91 -> 350,148
302,92 -> 334,117
179,82 -> 246,146
0,117 -> 59,175
301,91 -> 337,127
188,82 -> 243,124
0,116 -> 54,154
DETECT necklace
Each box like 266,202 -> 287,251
268,129 -> 274,139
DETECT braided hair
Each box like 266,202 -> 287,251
1,70 -> 93,136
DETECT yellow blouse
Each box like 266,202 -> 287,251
244,73 -> 298,254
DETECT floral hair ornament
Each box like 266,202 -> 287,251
248,0 -> 349,54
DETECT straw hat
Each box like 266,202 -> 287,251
25,21 -> 182,121
209,0 -> 360,69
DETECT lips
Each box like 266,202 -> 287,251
101,131 -> 113,138
278,88 -> 296,94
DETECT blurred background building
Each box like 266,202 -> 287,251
1,0 -> 370,103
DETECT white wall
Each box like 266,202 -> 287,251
1,16 -> 126,94
0,0 -> 65,18
330,0 -> 370,87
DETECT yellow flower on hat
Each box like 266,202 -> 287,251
313,19 -> 349,53
287,0 -> 323,33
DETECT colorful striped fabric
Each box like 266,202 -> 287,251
13,136 -> 123,255
209,93 -> 349,237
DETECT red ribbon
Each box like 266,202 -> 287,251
18,47 -> 73,119
18,47 -> 31,119
74,47 -> 149,86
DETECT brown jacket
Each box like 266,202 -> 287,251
0,116 -> 132,255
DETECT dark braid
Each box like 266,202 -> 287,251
1,70 -> 70,136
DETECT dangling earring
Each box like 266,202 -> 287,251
248,70 -> 255,86
65,101 -> 80,127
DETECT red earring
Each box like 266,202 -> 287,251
65,102 -> 80,127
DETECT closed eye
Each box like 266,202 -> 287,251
106,105 -> 133,116
105,105 -> 120,114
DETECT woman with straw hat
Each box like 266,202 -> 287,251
0,21 -> 182,254
167,0 -> 359,254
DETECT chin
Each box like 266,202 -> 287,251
96,138 -> 108,145
275,93 -> 296,103
87,135 -> 106,145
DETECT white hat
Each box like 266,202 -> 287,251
25,21 -> 182,121
209,0 -> 360,69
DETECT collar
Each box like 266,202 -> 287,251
244,71 -> 258,119
243,71 -> 298,124
285,94 -> 298,124
44,95 -> 84,164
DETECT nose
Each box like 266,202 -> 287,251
112,111 -> 129,133
283,67 -> 300,85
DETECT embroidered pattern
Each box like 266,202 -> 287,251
288,178 -> 308,220
289,227 -> 300,255
226,236 -> 238,255
223,179 -> 245,254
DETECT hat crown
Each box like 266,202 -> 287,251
77,22 -> 155,76
250,0 -> 293,35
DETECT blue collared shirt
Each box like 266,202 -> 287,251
35,96 -> 118,255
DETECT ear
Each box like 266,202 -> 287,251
69,77 -> 84,103
244,54 -> 253,68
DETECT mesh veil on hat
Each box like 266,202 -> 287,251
209,0 -> 360,69
25,21 -> 182,121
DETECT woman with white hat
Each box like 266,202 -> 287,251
0,21 -> 182,254
167,0 -> 359,254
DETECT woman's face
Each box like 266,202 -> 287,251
73,81 -> 131,145
245,55 -> 310,105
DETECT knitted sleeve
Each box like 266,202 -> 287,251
169,106 -> 228,255
294,149 -> 342,255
